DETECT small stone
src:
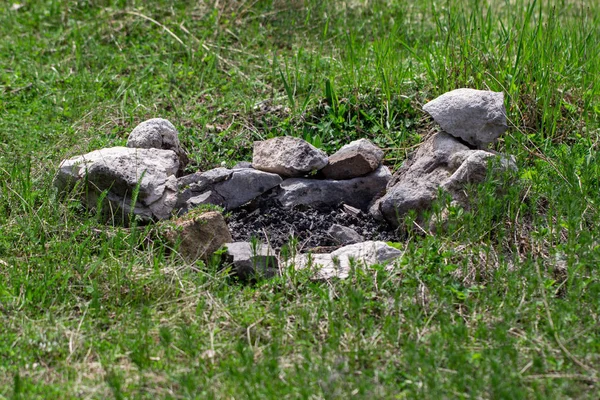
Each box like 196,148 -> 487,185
252,136 -> 328,177
127,118 -> 189,175
423,88 -> 508,148
321,139 -> 384,180
327,224 -> 364,245
162,211 -> 232,263
223,242 -> 279,279
292,241 -> 402,279
277,165 -> 391,211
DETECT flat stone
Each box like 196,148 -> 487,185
177,167 -> 282,213
54,147 -> 179,222
223,242 -> 279,279
127,118 -> 189,175
186,191 -> 225,210
253,136 -> 328,177
277,165 -> 391,211
423,89 -> 507,148
327,224 -> 364,245
162,211 -> 232,263
216,168 -> 283,209
321,139 -> 384,180
292,241 -> 403,279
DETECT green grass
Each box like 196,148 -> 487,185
1,0 -> 600,398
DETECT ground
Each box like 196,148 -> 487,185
1,1 -> 600,398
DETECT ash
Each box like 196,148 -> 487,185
226,198 -> 401,250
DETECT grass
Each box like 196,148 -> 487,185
1,0 -> 600,398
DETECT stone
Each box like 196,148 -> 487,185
252,136 -> 328,177
177,167 -> 282,213
216,168 -> 283,209
375,180 -> 439,225
327,224 -> 364,245
292,241 -> 403,279
127,118 -> 189,175
223,242 -> 279,279
321,139 -> 384,180
233,161 -> 253,169
423,88 -> 507,148
370,132 -> 516,226
186,191 -> 225,210
277,165 -> 391,211
162,211 -> 232,263
54,147 -> 179,222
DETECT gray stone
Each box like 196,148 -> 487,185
253,136 -> 328,177
186,191 -> 225,210
54,147 -> 179,222
321,139 -> 384,180
371,132 -> 516,226
327,224 -> 364,245
423,88 -> 507,148
127,118 -> 189,175
375,180 -> 439,225
277,165 -> 391,211
177,167 -> 282,213
223,242 -> 279,279
162,211 -> 232,263
292,241 -> 403,279
216,168 -> 283,209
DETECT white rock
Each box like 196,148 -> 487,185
54,147 -> 179,221
292,241 -> 403,279
371,132 -> 516,226
423,89 -> 507,148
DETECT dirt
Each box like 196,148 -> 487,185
226,195 -> 401,250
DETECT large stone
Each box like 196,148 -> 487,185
54,147 -> 179,222
277,165 -> 391,211
371,132 -> 515,226
162,211 -> 232,263
423,89 -> 507,148
292,241 -> 403,279
321,139 -> 384,180
375,180 -> 439,225
216,168 -> 283,209
177,167 -> 282,213
127,118 -> 189,175
252,136 -> 328,177
223,242 -> 279,279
